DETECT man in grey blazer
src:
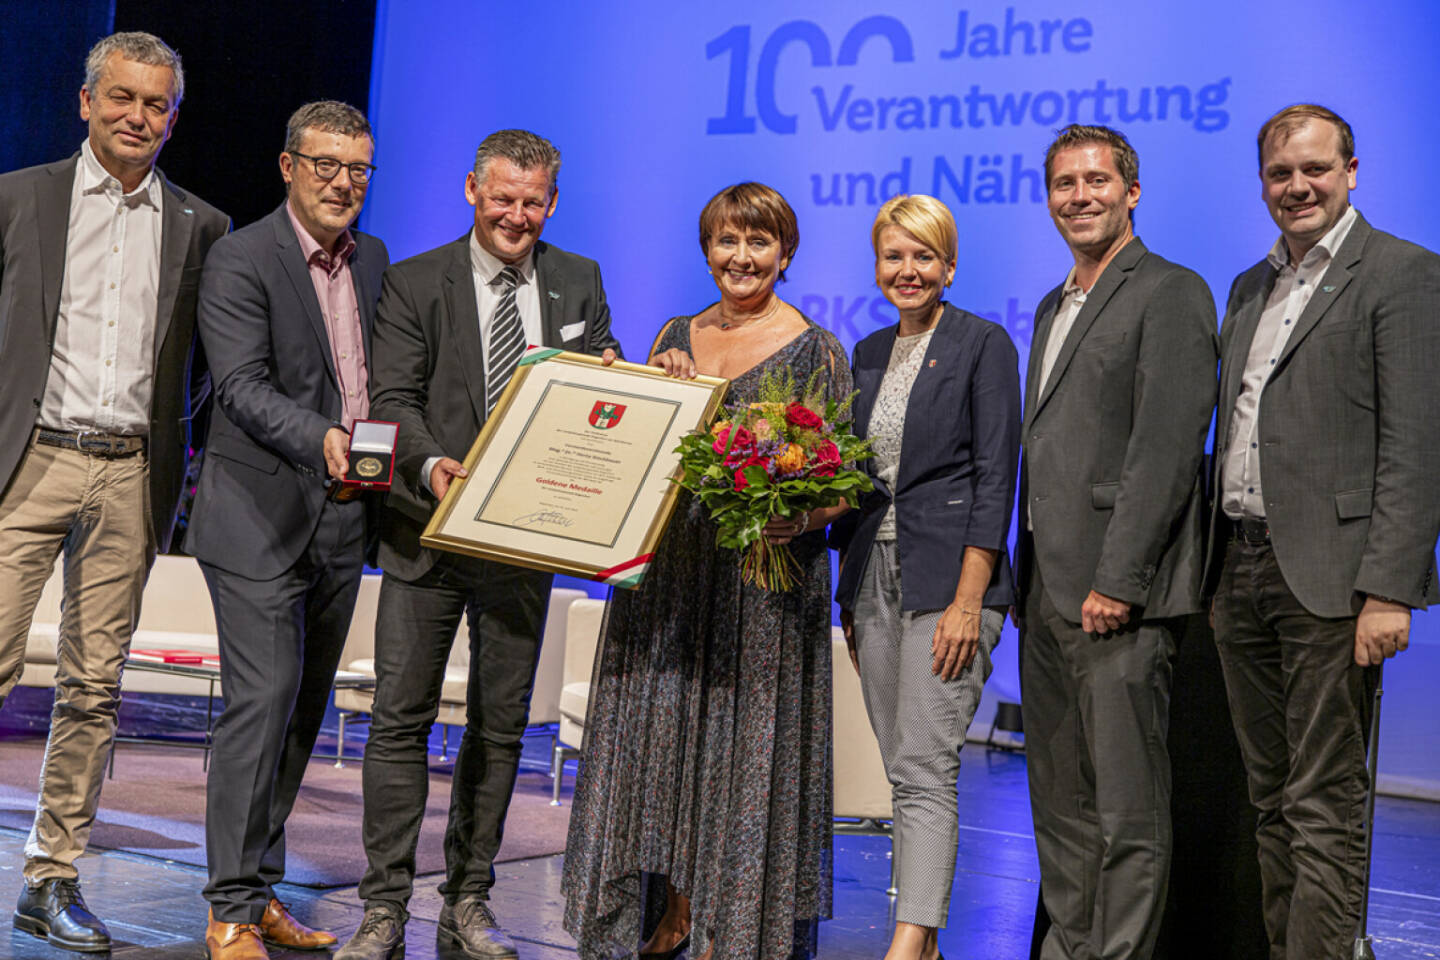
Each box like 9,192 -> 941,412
0,32 -> 228,952
336,129 -> 620,960
184,101 -> 388,960
1018,124 -> 1217,960
1209,103 -> 1440,960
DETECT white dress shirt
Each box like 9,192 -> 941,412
1026,268 -> 1087,530
1037,268 -> 1087,398
470,233 -> 542,362
421,235 -> 543,494
40,140 -> 164,436
1221,205 -> 1359,519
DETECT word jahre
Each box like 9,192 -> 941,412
940,7 -> 1092,59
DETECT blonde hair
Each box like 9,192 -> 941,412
870,194 -> 957,266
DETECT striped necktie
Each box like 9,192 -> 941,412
486,265 -> 525,416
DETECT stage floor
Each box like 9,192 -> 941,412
2,717 -> 1438,958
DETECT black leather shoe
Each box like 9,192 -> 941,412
335,902 -> 407,960
13,878 -> 112,952
437,896 -> 517,959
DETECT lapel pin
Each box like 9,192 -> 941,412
1321,284 -> 1336,292
547,290 -> 561,300
927,359 -> 937,368
183,208 -> 193,215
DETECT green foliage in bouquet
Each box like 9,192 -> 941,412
673,367 -> 873,591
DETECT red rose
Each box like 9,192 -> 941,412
785,402 -> 824,431
733,455 -> 771,490
809,439 -> 842,477
713,425 -> 756,458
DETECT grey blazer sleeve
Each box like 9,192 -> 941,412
197,237 -> 334,472
1353,244 -> 1440,606
1092,269 -> 1218,605
369,264 -> 447,488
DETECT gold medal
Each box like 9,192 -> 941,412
356,456 -> 383,479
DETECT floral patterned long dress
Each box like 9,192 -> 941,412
562,314 -> 851,960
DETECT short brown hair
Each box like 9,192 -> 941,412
284,101 -> 372,154
473,129 -> 561,191
1044,123 -> 1139,190
871,194 -> 957,267
1257,104 -> 1354,168
698,182 -> 800,282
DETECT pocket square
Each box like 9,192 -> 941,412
560,321 -> 586,341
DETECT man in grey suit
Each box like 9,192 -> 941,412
336,129 -> 620,960
1209,103 -> 1440,960
1018,124 -> 1217,960
184,101 -> 388,960
0,32 -> 228,952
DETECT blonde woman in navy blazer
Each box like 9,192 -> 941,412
834,194 -> 1021,960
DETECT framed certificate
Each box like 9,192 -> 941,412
421,347 -> 728,587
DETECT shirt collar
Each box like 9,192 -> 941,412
286,199 -> 355,272
1060,267 -> 1086,301
468,231 -> 535,287
78,139 -> 161,208
1266,204 -> 1358,271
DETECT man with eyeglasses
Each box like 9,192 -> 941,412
184,100 -> 388,960
0,31 -> 229,952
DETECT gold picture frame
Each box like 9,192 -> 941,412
420,349 -> 728,588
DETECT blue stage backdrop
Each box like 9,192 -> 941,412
362,0 -> 1440,792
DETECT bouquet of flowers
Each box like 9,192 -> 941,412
674,368 -> 873,591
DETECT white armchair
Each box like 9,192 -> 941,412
332,583 -> 586,765
550,597 -> 607,804
830,626 -> 897,894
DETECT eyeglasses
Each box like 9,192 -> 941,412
289,151 -> 376,185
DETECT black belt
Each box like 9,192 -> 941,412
1229,515 -> 1270,545
35,428 -> 145,458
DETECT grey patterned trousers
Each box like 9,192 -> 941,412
852,539 -> 1003,928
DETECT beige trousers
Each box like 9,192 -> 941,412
0,433 -> 154,882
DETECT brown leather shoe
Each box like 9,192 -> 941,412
205,910 -> 268,960
260,897 -> 338,950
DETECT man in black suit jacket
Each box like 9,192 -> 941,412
1208,104 -> 1440,959
0,32 -> 228,952
1018,125 -> 1217,960
336,130 -> 620,960
184,101 -> 388,960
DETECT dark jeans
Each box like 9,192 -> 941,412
358,554 -> 552,909
1213,537 -> 1375,960
202,498 -> 365,921
1020,558 -> 1178,960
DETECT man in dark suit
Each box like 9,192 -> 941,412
184,101 -> 388,960
1017,124 -> 1217,960
0,32 -> 228,952
1209,103 -> 1440,959
336,129 -> 620,960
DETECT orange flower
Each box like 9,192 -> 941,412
774,443 -> 805,473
